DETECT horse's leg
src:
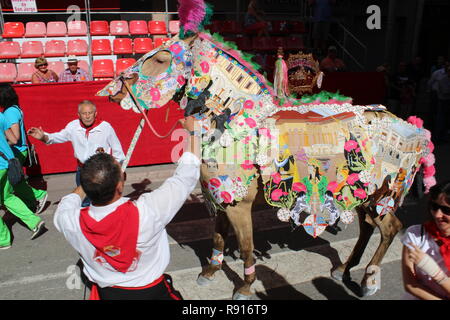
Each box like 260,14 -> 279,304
360,209 -> 402,296
197,212 -> 231,285
331,207 -> 375,281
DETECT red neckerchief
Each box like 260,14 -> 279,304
79,117 -> 103,138
79,201 -> 139,273
424,220 -> 450,272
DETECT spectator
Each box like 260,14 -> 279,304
428,60 -> 449,138
59,57 -> 92,82
309,0 -> 336,55
53,116 -> 201,299
244,0 -> 270,37
390,61 -> 416,119
430,55 -> 446,75
27,100 -> 126,207
0,113 -> 46,250
31,57 -> 59,84
401,181 -> 450,299
0,84 -> 48,214
320,46 -> 346,72
434,64 -> 450,144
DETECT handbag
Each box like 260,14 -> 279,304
0,151 -> 24,185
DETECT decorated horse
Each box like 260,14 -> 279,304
98,0 -> 436,299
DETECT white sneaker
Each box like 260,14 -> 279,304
35,193 -> 48,214
30,221 -> 46,240
0,244 -> 11,250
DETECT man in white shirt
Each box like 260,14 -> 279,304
27,100 -> 126,206
54,116 -> 200,300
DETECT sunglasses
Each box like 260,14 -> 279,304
37,63 -> 48,67
430,202 -> 450,215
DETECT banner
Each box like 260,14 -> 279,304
11,0 -> 37,12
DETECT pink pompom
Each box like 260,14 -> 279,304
427,141 -> 435,153
423,165 -> 436,177
423,176 -> 437,194
407,116 -> 424,128
424,129 -> 432,141
423,153 -> 435,166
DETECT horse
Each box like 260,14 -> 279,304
97,1 -> 436,300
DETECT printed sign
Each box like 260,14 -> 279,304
11,0 -> 37,12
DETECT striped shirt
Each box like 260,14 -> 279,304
58,67 -> 92,82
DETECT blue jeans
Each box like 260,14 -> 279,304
76,167 -> 91,207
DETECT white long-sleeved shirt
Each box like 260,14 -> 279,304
54,152 -> 200,288
45,119 -> 126,164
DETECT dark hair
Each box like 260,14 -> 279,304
80,153 -> 122,205
0,83 -> 19,109
425,180 -> 450,221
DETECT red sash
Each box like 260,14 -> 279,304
424,221 -> 450,271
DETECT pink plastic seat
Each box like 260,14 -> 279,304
2,22 -> 25,38
25,22 -> 47,37
129,20 -> 148,35
67,20 -> 87,36
93,59 -> 114,78
0,41 -> 21,59
92,39 -> 112,55
110,20 -> 129,36
0,63 -> 17,82
48,61 -> 65,75
115,58 -> 136,76
46,21 -> 67,37
113,38 -> 133,55
133,38 -> 153,54
44,40 -> 66,57
16,62 -> 35,82
148,21 -> 167,35
21,41 -> 44,58
67,39 -> 88,56
153,37 -> 170,48
90,21 -> 109,36
169,20 -> 180,34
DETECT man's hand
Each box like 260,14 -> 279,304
27,127 -> 48,143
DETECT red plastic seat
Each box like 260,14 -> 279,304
67,20 -> 87,36
110,20 -> 129,36
208,20 -> 221,34
285,36 -> 304,51
21,41 -> 44,58
46,21 -> 67,37
133,38 -> 153,54
93,59 -> 114,78
25,22 -> 47,37
252,37 -> 271,51
222,20 -> 240,34
234,37 -> 252,51
78,60 -> 90,74
154,37 -> 170,48
115,58 -> 136,76
2,22 -> 25,38
0,63 -> 17,82
92,39 -> 112,55
270,36 -> 287,51
45,40 -> 66,57
67,39 -> 88,56
113,38 -> 133,55
148,21 -> 167,35
0,41 -> 21,59
289,21 -> 306,34
270,21 -> 289,34
169,20 -> 180,34
16,62 -> 35,82
129,20 -> 148,35
90,20 -> 109,36
48,61 -> 65,75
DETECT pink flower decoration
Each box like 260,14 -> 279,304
354,188 -> 367,199
169,44 -> 182,54
344,140 -> 358,152
209,178 -> 221,188
370,157 -> 376,165
346,173 -> 360,185
271,189 -> 284,201
200,61 -> 210,73
427,141 -> 435,153
423,165 -> 436,177
150,88 -> 161,101
355,147 -> 361,153
241,160 -> 254,170
221,191 -> 233,203
407,116 -> 424,128
327,181 -> 339,193
243,136 -> 251,144
177,75 -> 186,86
244,100 -> 254,109
337,195 -> 342,201
423,153 -> 435,166
244,117 -> 257,128
271,172 -> 282,184
424,129 -> 431,141
292,182 -> 307,193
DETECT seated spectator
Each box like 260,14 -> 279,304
31,57 -> 58,84
244,0 -> 269,37
59,57 -> 92,82
320,46 -> 346,72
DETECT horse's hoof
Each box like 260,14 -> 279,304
361,285 -> 378,297
196,275 -> 214,286
331,269 -> 350,282
232,292 -> 252,300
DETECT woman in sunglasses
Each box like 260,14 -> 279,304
31,57 -> 58,84
401,181 -> 450,299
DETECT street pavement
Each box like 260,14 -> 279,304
0,141 -> 449,300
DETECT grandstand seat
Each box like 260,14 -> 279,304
21,41 -> 44,58
16,62 -> 35,82
90,20 -> 109,36
270,21 -> 289,35
92,39 -> 112,55
288,21 -> 306,34
113,38 -> 133,55
25,22 -> 47,37
222,20 -> 240,34
133,38 -> 153,54
0,41 -> 21,59
154,37 -> 170,48
148,21 -> 167,35
48,61 -> 65,75
78,60 -> 90,74
234,36 -> 252,52
44,40 -> 66,57
129,20 -> 148,35
115,58 -> 136,76
169,20 -> 180,34
110,20 -> 129,36
93,59 -> 114,78
46,21 -> 67,37
2,22 -> 25,38
67,39 -> 88,56
252,37 -> 272,51
284,36 -> 304,51
270,36 -> 287,51
0,63 -> 17,82
208,20 -> 221,34
67,20 -> 87,36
